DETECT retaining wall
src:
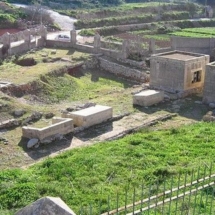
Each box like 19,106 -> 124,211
99,57 -> 149,83
171,37 -> 215,55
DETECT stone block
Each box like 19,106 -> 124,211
22,117 -> 73,140
133,90 -> 164,106
62,105 -> 112,127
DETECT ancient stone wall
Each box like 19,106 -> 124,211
203,62 -> 215,104
22,117 -> 73,140
98,57 -> 149,83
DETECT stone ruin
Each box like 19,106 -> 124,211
22,105 -> 113,148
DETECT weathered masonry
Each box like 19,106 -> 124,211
22,117 -> 73,140
203,62 -> 215,104
133,90 -> 164,107
150,51 -> 210,93
62,105 -> 112,127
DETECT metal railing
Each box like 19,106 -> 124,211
79,163 -> 215,215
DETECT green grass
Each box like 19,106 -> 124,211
170,27 -> 215,38
0,48 -> 89,84
1,122 -> 215,214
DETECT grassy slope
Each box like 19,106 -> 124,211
1,122 -> 215,214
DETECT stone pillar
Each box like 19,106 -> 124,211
121,40 -> 128,59
24,29 -> 31,43
70,30 -> 76,44
40,25 -> 47,40
171,37 -> 176,51
94,33 -> 101,52
1,32 -> 11,57
149,38 -> 155,54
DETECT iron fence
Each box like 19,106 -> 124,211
79,163 -> 215,215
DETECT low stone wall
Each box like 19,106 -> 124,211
22,117 -> 73,140
10,42 -> 29,56
171,36 -> 215,55
98,57 -> 149,83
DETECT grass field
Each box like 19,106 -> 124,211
0,122 -> 215,214
0,48 -> 89,84
170,27 -> 215,38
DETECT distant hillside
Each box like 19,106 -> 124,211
5,0 -> 211,9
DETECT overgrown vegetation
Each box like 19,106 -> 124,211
1,122 -> 215,214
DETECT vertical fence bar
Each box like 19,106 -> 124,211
140,181 -> 144,212
79,204 -> 83,215
204,185 -> 209,214
90,203 -> 92,215
154,180 -> 159,215
116,192 -> 119,215
107,195 -> 110,215
98,199 -> 101,215
187,169 -> 194,215
209,186 -> 214,215
147,184 -> 151,215
193,189 -> 198,215
175,172 -> 181,214
125,188 -> 128,214
132,187 -> 136,215
180,172 -> 187,215
162,177 -> 166,215
168,176 -> 174,215
197,190 -> 203,215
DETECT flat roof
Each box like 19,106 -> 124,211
159,53 -> 199,60
71,105 -> 112,117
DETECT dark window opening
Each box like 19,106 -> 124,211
192,71 -> 201,83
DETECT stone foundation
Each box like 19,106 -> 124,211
133,90 -> 164,106
62,105 -> 112,127
22,117 -> 73,140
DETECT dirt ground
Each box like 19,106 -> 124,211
0,28 -> 21,36
0,89 -> 209,170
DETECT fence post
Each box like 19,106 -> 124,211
147,184 -> 152,215
168,176 -> 174,214
125,187 -> 128,214
133,187 -> 136,214
116,192 -> 119,215
162,178 -> 166,215
107,195 -> 110,215
175,172 -> 181,213
140,181 -> 144,213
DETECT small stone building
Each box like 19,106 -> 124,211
150,51 -> 210,93
203,62 -> 215,104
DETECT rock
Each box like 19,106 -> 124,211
164,94 -> 170,100
41,138 -> 53,144
55,133 -> 64,140
44,112 -> 54,119
194,101 -> 202,104
66,107 -> 74,112
14,109 -> 25,117
50,49 -> 56,54
209,103 -> 215,109
31,112 -> 43,120
15,196 -> 76,215
27,138 -> 39,149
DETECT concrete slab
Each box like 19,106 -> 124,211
62,105 -> 113,127
133,90 -> 164,106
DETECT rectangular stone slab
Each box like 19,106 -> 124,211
133,90 -> 164,107
63,105 -> 113,127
